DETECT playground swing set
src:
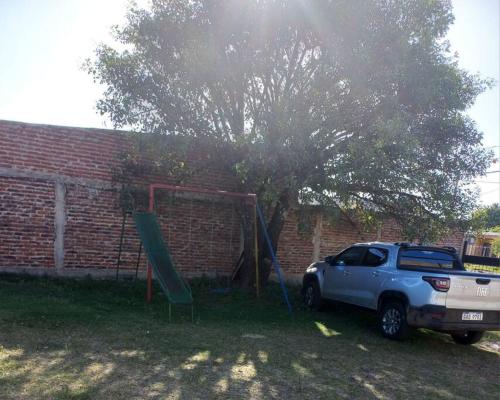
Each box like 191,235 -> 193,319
115,183 -> 292,321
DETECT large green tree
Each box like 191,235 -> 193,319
471,203 -> 500,232
87,0 -> 491,285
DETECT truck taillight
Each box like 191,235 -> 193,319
422,276 -> 450,292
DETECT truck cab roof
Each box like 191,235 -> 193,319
351,242 -> 457,253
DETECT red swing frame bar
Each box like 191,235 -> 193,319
146,183 -> 259,303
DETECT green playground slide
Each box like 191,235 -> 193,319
134,212 -> 193,305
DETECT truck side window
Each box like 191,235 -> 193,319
399,249 -> 454,269
336,247 -> 366,266
363,247 -> 388,267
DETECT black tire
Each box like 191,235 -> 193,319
451,331 -> 484,345
303,279 -> 323,311
379,301 -> 410,340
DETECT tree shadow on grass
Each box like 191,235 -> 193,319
0,278 -> 498,399
1,314 -> 499,400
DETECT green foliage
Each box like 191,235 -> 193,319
86,0 -> 492,241
470,204 -> 500,233
296,207 -> 315,236
492,239 -> 500,257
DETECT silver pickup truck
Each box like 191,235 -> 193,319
302,242 -> 500,344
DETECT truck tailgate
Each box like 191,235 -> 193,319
446,275 -> 500,310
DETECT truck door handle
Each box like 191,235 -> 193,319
372,271 -> 380,277
343,271 -> 351,276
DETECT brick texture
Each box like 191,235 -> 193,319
0,120 -> 465,278
0,177 -> 55,268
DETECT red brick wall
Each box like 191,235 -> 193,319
0,177 -> 55,268
276,210 -> 315,274
276,212 -> 448,276
155,197 -> 242,276
64,185 -> 125,269
0,120 -> 123,181
0,120 -> 465,278
320,217 -> 378,259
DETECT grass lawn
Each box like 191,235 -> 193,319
0,275 -> 499,400
465,264 -> 500,274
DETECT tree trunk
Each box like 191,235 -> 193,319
239,204 -> 256,289
257,190 -> 290,286
237,190 -> 290,289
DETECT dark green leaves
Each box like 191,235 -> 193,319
86,0 -> 492,241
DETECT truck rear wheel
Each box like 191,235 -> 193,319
451,331 -> 484,345
380,301 -> 410,340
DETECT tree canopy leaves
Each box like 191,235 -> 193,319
86,0 -> 492,242
470,203 -> 500,233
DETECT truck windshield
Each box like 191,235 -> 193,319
399,249 -> 459,270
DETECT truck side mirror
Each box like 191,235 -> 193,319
324,256 -> 335,265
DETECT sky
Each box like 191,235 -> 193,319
0,0 -> 498,205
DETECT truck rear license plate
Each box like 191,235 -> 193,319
462,312 -> 483,321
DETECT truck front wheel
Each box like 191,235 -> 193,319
303,280 -> 323,311
451,331 -> 484,345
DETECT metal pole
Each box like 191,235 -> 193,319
148,184 -> 155,211
147,184 -> 154,303
149,183 -> 256,200
134,242 -> 142,280
115,212 -> 127,280
144,183 -> 257,304
256,203 -> 292,314
253,200 -> 260,298
146,265 -> 153,303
